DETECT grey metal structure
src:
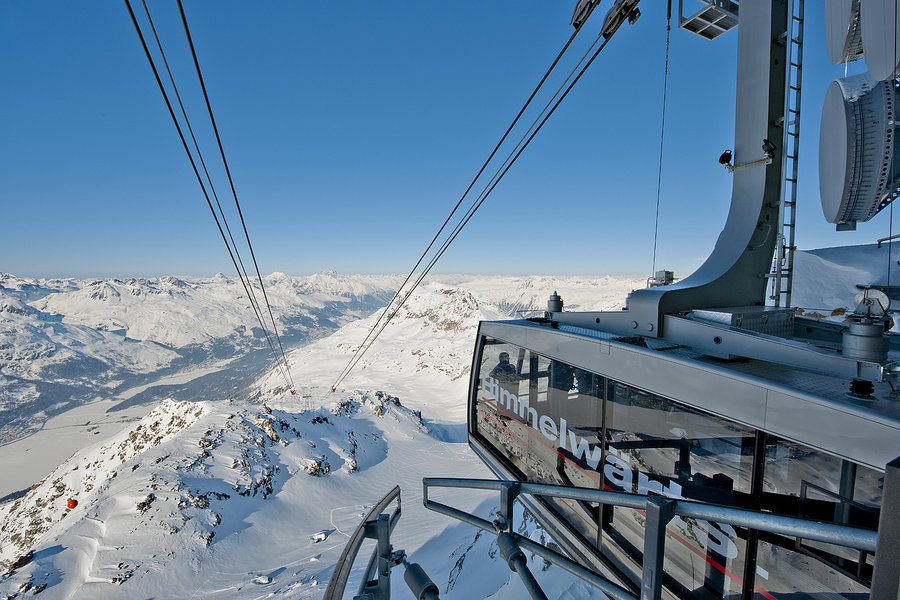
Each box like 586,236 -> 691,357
546,0 -> 898,386
559,1 -> 791,340
422,478 -> 892,600
329,1 -> 900,599
474,319 -> 900,471
462,3 -> 900,595
323,486 -> 441,600
323,486 -> 402,600
468,317 -> 900,593
678,0 -> 738,40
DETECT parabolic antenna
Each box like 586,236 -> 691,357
860,0 -> 900,80
826,0 -> 864,64
819,73 -> 900,229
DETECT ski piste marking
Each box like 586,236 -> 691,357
482,396 -> 778,600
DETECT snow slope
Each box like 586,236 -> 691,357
792,245 -> 900,311
1,250 -> 890,599
0,276 -> 631,599
0,272 -> 398,445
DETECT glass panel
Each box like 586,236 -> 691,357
471,336 -> 883,600
757,437 -> 879,596
754,540 -> 869,600
853,464 -> 884,510
474,340 -> 531,477
604,381 -> 754,598
473,340 -> 604,548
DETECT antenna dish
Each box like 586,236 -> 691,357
860,0 -> 900,80
819,73 -> 900,230
826,0 -> 864,64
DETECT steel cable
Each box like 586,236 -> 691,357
325,16 -> 596,396
326,7 -> 633,396
125,0 -> 294,390
138,0 -> 289,386
176,0 -> 294,389
651,1 -> 672,276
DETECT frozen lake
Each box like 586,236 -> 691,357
0,351 -> 274,501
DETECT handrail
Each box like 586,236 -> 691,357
323,485 -> 401,600
423,478 -> 881,600
423,478 -> 878,551
877,233 -> 900,248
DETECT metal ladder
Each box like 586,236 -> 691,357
771,0 -> 804,308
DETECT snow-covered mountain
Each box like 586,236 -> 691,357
0,271 -> 398,445
0,274 -> 643,600
4,250 -> 887,599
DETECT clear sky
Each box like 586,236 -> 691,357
0,1 -> 882,279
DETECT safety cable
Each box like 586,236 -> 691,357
124,0 -> 294,390
176,0 -> 294,389
651,0 -> 672,276
325,16 -> 596,395
326,7 -> 633,396
137,0 -> 287,385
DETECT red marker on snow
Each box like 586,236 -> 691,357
331,387 -> 336,393
67,498 -> 78,509
290,389 -> 296,395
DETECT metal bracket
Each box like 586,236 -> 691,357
724,153 -> 774,172
641,497 -> 676,600
497,481 -> 521,532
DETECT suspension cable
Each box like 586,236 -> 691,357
325,18 -> 595,394
138,0 -> 289,385
176,0 -> 294,389
125,0 -> 293,390
651,0 -> 672,276
326,9 -> 633,396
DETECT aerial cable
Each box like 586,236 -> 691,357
126,0 -> 292,390
324,20 -> 593,396
444,29 -> 609,240
176,0 -> 294,389
124,0 -> 294,390
651,0 -> 672,276
137,0 -> 282,372
329,13 -> 629,394
326,10 -> 632,396
327,22 -> 589,392
131,0 -> 292,390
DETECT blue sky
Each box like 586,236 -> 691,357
0,1 -> 882,278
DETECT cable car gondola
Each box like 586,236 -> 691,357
468,1 -> 900,598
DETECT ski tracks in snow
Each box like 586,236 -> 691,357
329,503 -> 364,538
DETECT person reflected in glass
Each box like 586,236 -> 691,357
490,351 -> 519,396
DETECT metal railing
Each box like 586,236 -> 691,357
323,486 -> 440,600
422,478 -> 882,600
326,460 -> 899,600
323,486 -> 402,600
